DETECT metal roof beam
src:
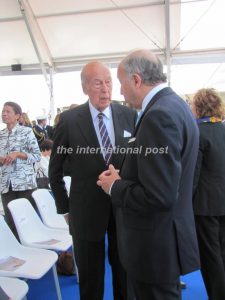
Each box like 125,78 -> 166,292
164,0 -> 171,86
0,0 -> 208,22
1,47 -> 225,76
17,0 -> 54,83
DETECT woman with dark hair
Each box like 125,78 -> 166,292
0,101 -> 41,238
192,88 -> 225,300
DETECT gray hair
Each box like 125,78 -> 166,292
121,55 -> 167,85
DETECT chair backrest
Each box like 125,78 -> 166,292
32,189 -> 68,230
63,176 -> 71,195
7,198 -> 52,245
0,277 -> 29,300
0,215 -> 23,258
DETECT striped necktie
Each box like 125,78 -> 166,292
98,112 -> 113,165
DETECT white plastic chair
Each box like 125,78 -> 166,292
63,176 -> 71,195
32,190 -> 79,283
0,277 -> 28,300
8,198 -> 72,252
0,216 -> 62,300
32,189 -> 69,231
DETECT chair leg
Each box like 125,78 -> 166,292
52,264 -> 62,300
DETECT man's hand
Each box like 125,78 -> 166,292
97,164 -> 121,194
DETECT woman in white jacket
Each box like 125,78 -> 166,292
0,101 -> 41,238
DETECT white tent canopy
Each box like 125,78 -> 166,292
0,0 -> 225,121
1,0 -> 225,74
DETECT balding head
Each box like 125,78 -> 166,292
80,61 -> 112,111
81,61 -> 110,86
125,49 -> 158,64
119,49 -> 167,86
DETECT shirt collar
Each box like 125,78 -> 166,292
141,83 -> 168,112
5,122 -> 20,134
89,100 -> 111,121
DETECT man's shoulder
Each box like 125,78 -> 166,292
61,102 -> 87,119
111,102 -> 136,115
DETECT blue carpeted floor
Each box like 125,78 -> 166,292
27,255 -> 208,300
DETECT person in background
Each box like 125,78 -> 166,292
69,103 -> 79,110
49,61 -> 136,300
51,113 -> 61,140
98,49 -> 200,300
18,112 -> 32,127
0,101 -> 41,238
46,123 -> 54,140
31,120 -> 36,127
33,115 -> 49,145
192,88 -> 225,300
35,139 -> 53,178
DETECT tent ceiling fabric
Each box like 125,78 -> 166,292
0,0 -> 225,74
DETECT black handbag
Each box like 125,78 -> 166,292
36,168 -> 49,189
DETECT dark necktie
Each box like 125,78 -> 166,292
98,112 -> 113,165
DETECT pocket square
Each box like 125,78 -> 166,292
128,137 -> 136,143
123,130 -> 131,138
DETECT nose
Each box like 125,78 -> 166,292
101,82 -> 109,92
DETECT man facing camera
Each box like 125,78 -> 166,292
49,61 -> 136,300
98,49 -> 200,300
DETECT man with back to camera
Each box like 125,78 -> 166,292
49,61 -> 136,300
98,49 -> 200,300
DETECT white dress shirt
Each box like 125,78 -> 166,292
89,101 -> 115,158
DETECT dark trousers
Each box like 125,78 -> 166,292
130,277 -> 181,300
73,211 -> 130,300
1,187 -> 36,240
195,215 -> 225,300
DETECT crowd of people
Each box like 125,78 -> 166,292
0,49 -> 225,300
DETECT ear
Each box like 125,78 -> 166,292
16,113 -> 21,121
132,74 -> 142,88
82,83 -> 88,95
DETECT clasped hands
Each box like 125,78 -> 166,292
97,164 -> 121,194
0,152 -> 19,165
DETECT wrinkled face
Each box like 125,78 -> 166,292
2,105 -> 20,126
117,66 -> 139,109
82,64 -> 112,111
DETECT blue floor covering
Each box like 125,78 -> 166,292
27,255 -> 208,300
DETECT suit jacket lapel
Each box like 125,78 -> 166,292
111,104 -> 124,147
76,102 -> 99,147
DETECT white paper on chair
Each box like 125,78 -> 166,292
0,256 -> 26,271
34,239 -> 60,245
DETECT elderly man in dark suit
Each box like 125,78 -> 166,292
98,49 -> 200,300
49,61 -> 136,300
